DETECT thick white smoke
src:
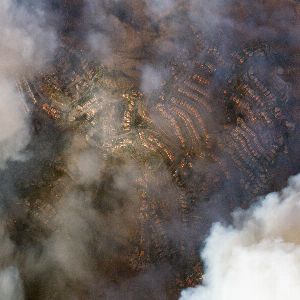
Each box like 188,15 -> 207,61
0,266 -> 24,300
0,0 -> 56,76
0,80 -> 30,168
140,65 -> 165,97
180,173 -> 300,300
0,0 -> 56,168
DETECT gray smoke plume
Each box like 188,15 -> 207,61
180,173 -> 300,300
140,65 -> 166,97
0,266 -> 24,300
0,0 -> 56,168
0,0 -> 57,298
0,80 -> 30,168
0,0 -> 298,299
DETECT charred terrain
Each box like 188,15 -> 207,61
1,0 -> 300,299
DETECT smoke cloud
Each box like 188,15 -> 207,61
0,0 -> 298,299
0,0 -> 56,168
0,0 -> 57,297
0,80 -> 30,168
180,173 -> 300,300
140,65 -> 166,97
0,266 -> 24,300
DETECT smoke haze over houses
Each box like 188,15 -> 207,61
0,0 -> 299,299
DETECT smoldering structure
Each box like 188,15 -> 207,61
0,0 -> 299,299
